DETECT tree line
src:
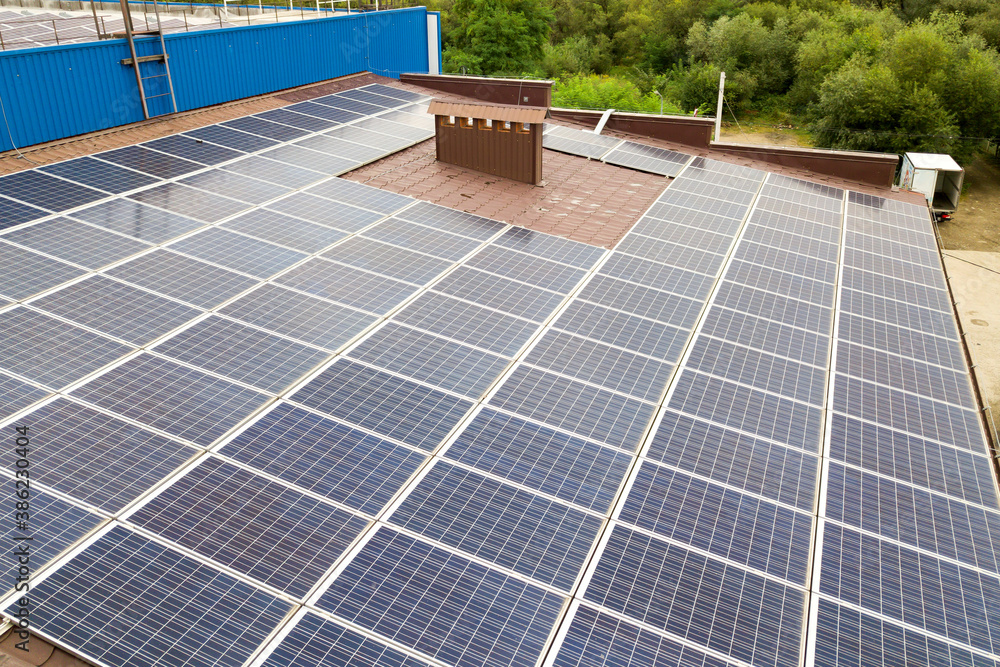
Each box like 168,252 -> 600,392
429,0 -> 1000,160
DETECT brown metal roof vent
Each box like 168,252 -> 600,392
427,100 -> 548,185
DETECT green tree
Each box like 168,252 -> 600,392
443,0 -> 553,74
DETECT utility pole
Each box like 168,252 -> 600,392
715,71 -> 725,142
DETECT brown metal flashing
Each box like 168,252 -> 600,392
711,141 -> 900,189
401,73 -> 553,107
427,100 -> 547,124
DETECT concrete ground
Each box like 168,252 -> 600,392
939,154 -> 1000,447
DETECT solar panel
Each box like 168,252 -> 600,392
0,370 -> 50,421
95,145 -> 203,179
127,182 -> 251,223
290,358 -> 474,451
389,460 -> 603,590
353,117 -> 433,142
433,266 -> 567,321
222,155 -> 326,188
314,526 -> 564,667
393,201 -> 507,240
259,144 -> 357,176
544,124 -> 623,160
256,108 -> 338,132
21,397 -> 195,511
348,322 -> 510,397
275,258 -> 420,313
2,216 -> 151,269
183,124 -> 281,152
151,315 -> 330,393
465,245 -> 588,293
553,300 -> 687,361
105,249 -> 259,309
602,140 -> 690,176
266,192 -> 384,232
39,155 -> 160,194
261,612 -> 433,667
0,489 -> 103,574
286,101 -> 364,124
321,237 -> 452,284
295,134 -> 389,163
30,275 -> 202,346
71,353 -> 270,447
338,87 -> 407,108
0,241 -> 87,301
222,115 -> 311,141
0,307 -> 134,389
143,134 -> 245,165
0,195 -> 49,230
68,198 -> 204,244
362,83 -> 430,102
0,169 -> 107,212
178,168 -> 291,205
167,226 -> 307,279
313,94 -> 387,116
222,208 -> 347,254
128,456 -> 368,598
219,401 -> 425,514
305,176 -> 413,214
14,525 -> 291,667
219,284 -> 376,351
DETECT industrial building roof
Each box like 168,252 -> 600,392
0,74 -> 994,667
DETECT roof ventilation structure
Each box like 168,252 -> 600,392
427,100 -> 547,184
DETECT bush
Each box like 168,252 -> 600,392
552,74 -> 683,114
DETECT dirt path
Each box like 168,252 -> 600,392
937,155 -> 1000,251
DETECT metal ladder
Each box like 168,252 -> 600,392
117,0 -> 177,119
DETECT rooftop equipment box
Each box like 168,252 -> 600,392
899,152 -> 964,214
428,100 -> 547,185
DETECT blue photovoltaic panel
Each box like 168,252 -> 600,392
31,275 -> 203,346
524,329 -> 673,402
819,522 -> 1000,654
829,412 -> 998,507
183,124 -> 281,152
291,359 -> 474,451
0,371 -> 50,421
256,108 -> 337,132
618,460 -> 813,583
825,462 -> 1000,574
553,604 -> 738,667
261,613 -> 432,667
491,364 -> 657,451
322,237 -> 453,285
544,125 -> 621,160
363,83 -> 429,103
17,525 -> 292,667
96,145 -> 203,179
445,408 -> 631,513
71,353 -> 270,447
267,193 -> 384,232
813,598 -> 1000,667
315,527 -> 564,667
0,308 -> 134,390
305,177 -> 413,215
433,266 -> 567,322
648,410 -> 819,511
152,315 -> 330,394
144,134 -> 245,165
127,182 -> 250,223
349,323 -> 510,398
576,275 -> 704,328
260,144 -> 357,176
0,169 -> 106,212
286,101 -> 364,124
584,524 -> 804,667
295,134 -> 388,164
0,490 -> 103,582
602,141 -> 690,177
178,169 -> 291,205
494,226 -> 606,268
363,218 -> 483,261
222,155 -> 326,189
69,198 -> 205,244
129,457 -> 368,598
167,226 -> 307,279
222,208 -> 348,254
0,195 -> 49,229
390,461 -> 603,590
40,156 -> 160,194
219,402 -> 425,514
0,242 -> 87,301
465,245 -> 588,293
219,284 -> 376,351
105,249 -> 259,309
554,300 -> 688,362
394,201 -> 507,241
222,115 -> 311,142
2,216 -> 152,269
394,291 -> 540,358
275,258 -> 420,314
19,397 -> 195,512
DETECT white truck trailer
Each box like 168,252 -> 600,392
898,152 -> 964,214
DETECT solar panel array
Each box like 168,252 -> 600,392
0,82 -> 996,667
543,124 -> 690,177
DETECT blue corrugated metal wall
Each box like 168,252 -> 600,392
0,7 -> 430,152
